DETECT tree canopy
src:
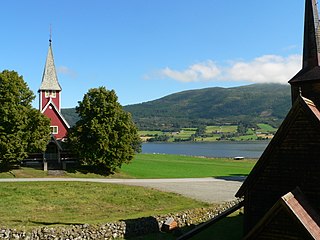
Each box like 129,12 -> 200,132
0,70 -> 51,169
68,87 -> 141,174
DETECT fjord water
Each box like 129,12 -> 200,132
142,141 -> 269,158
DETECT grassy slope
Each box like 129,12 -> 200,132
125,210 -> 243,240
0,182 -> 208,229
189,211 -> 243,240
120,154 -> 255,179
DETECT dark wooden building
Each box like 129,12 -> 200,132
236,0 -> 320,238
243,188 -> 320,239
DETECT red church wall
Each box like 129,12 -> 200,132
40,91 -> 61,111
43,104 -> 68,139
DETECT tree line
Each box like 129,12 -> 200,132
0,70 -> 141,174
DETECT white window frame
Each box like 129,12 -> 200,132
45,90 -> 50,98
51,90 -> 56,98
50,126 -> 58,134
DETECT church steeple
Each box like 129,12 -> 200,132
38,37 -> 69,139
39,39 -> 61,92
289,0 -> 320,106
39,38 -> 62,112
302,0 -> 320,69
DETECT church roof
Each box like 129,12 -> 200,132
39,41 -> 62,91
243,188 -> 320,239
289,0 -> 320,83
236,95 -> 320,197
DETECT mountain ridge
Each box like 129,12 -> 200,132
62,83 -> 292,130
123,83 -> 291,130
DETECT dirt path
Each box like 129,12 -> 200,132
0,177 -> 244,203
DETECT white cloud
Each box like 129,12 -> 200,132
57,66 -> 77,79
151,54 -> 301,84
226,55 -> 301,84
159,60 -> 221,82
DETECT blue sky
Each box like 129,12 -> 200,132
0,0 -> 306,108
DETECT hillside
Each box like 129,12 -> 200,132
124,83 -> 291,130
62,83 -> 291,130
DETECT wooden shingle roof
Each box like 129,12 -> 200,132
243,188 -> 320,239
39,42 -> 62,91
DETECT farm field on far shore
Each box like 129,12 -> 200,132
139,123 -> 277,142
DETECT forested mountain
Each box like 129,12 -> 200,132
62,83 -> 292,130
123,83 -> 291,130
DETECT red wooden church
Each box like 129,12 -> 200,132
39,38 -> 70,140
26,38 -> 72,170
236,0 -> 320,238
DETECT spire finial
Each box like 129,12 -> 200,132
49,24 -> 52,45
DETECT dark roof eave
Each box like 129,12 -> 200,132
289,66 -> 320,84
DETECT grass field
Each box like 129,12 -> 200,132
0,182 -> 209,229
125,210 -> 243,240
120,154 -> 255,179
0,154 -> 251,234
0,154 -> 256,179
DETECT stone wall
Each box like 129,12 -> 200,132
0,200 -> 240,240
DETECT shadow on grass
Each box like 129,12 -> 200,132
0,164 -> 20,174
13,220 -> 84,226
126,213 -> 243,240
123,217 -> 160,238
65,165 -> 113,176
186,213 -> 243,240
215,174 -> 248,182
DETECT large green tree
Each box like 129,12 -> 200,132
68,87 -> 141,174
0,70 -> 51,169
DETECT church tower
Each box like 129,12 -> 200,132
235,0 -> 320,237
289,0 -> 320,105
38,38 -> 69,139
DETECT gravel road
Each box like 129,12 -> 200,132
0,177 -> 244,203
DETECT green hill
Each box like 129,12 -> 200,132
123,83 -> 291,130
62,83 -> 292,130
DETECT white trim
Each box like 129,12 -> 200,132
59,91 -> 61,111
41,98 -> 70,129
39,91 -> 43,111
50,126 -> 58,134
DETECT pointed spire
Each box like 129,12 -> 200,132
39,39 -> 62,91
302,0 -> 320,69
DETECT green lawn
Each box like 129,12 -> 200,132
0,182 -> 208,229
189,211 -> 243,240
124,210 -> 243,240
120,154 -> 255,179
0,154 -> 256,179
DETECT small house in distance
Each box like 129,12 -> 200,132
236,0 -> 320,238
